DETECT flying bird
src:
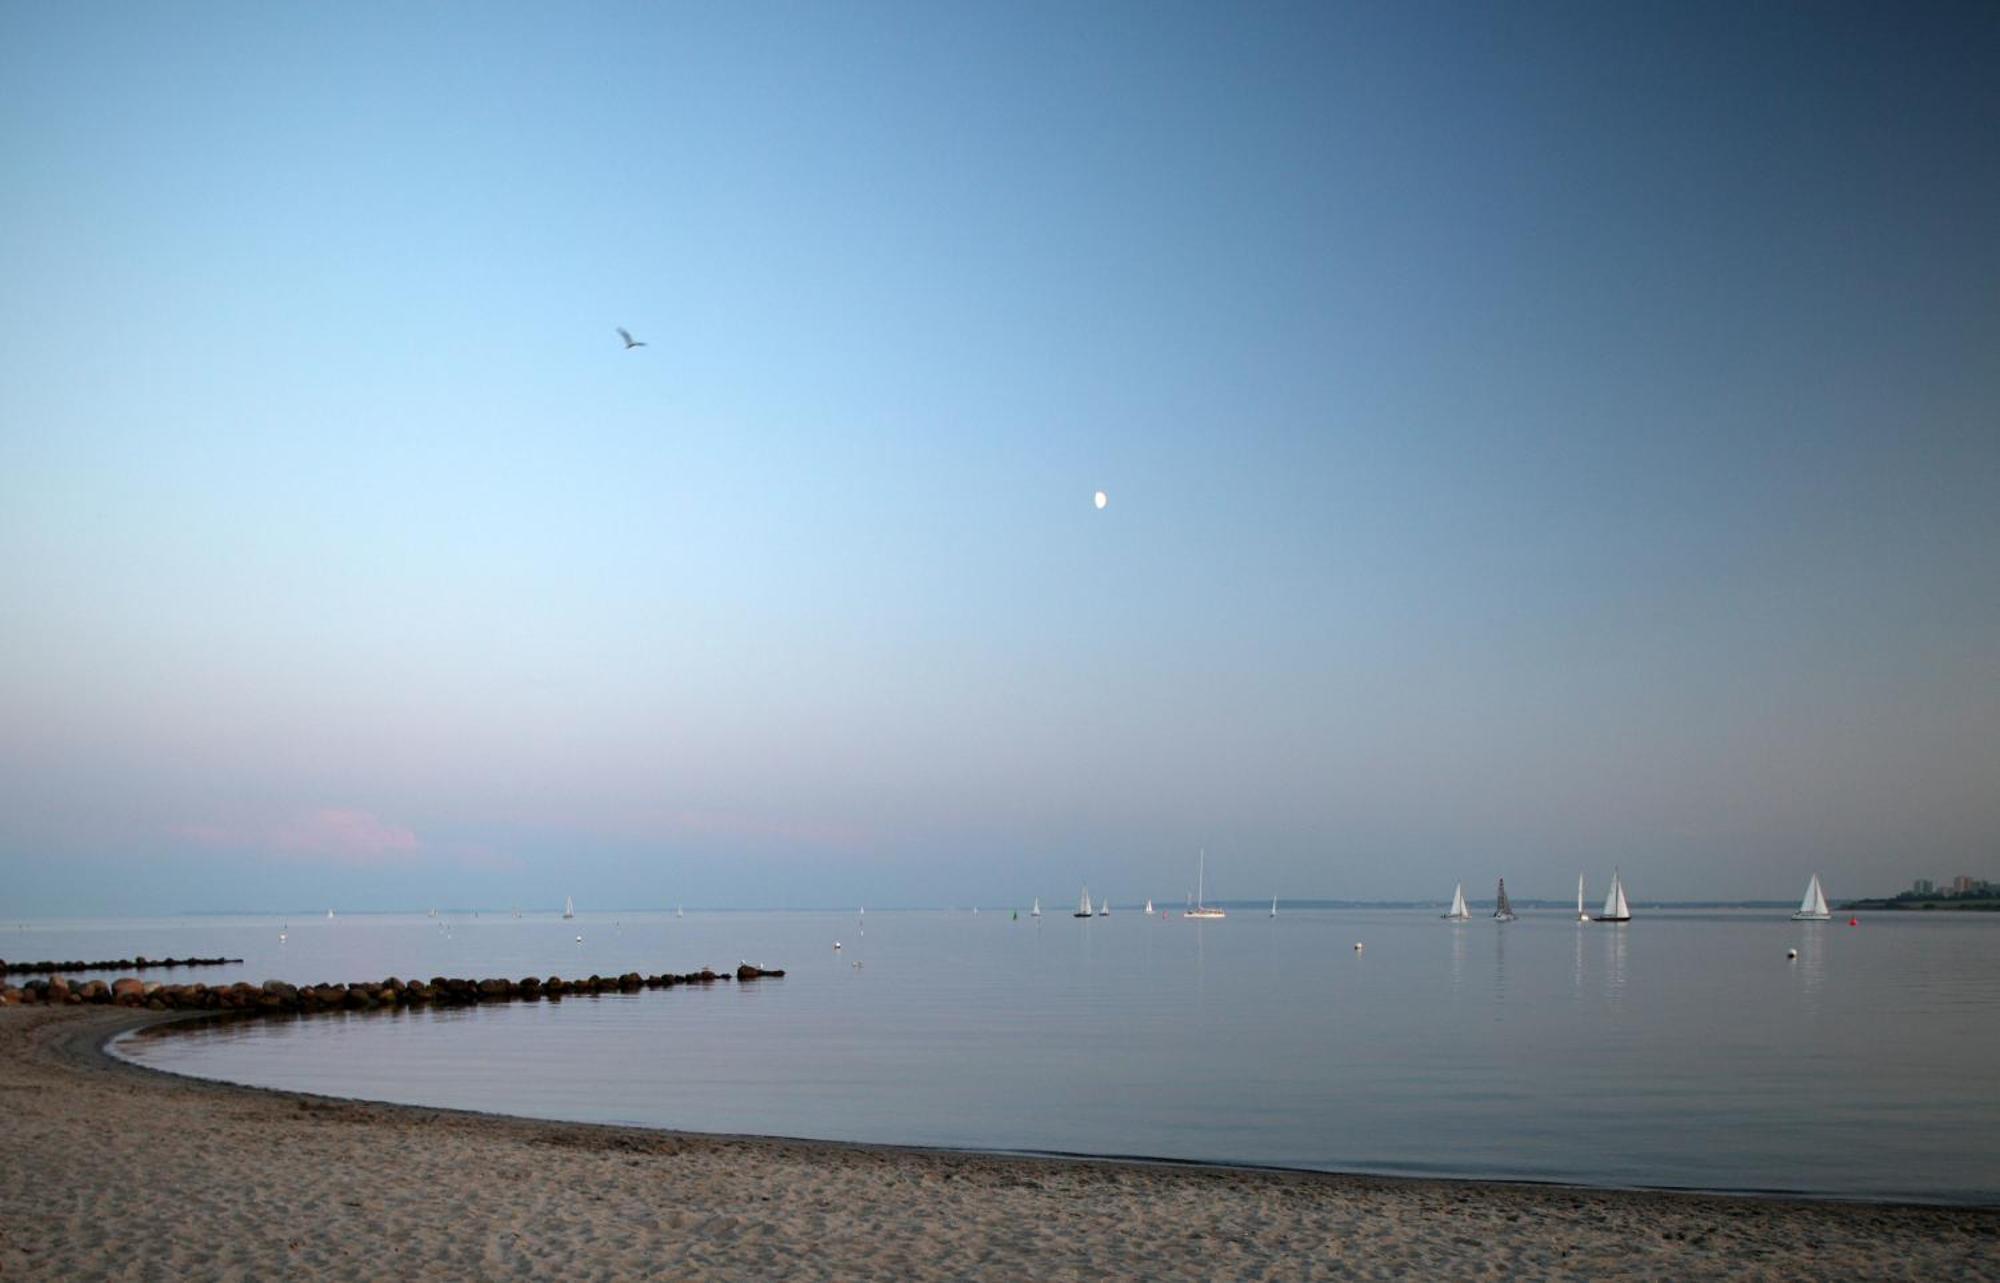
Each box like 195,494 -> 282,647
617,327 -> 647,349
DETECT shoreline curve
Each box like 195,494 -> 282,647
4,1006 -> 1995,1280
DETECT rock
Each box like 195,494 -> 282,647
111,977 -> 146,1005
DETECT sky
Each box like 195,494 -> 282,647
2,3 -> 1995,915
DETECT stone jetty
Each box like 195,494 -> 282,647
0,954 -> 242,977
0,965 -> 785,1012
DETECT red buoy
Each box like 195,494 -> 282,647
1848,917 -> 1859,926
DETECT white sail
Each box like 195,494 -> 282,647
1601,872 -> 1630,922
1075,887 -> 1093,917
1792,874 -> 1831,921
562,896 -> 574,920
1270,896 -> 1278,917
1184,849 -> 1227,918
1100,900 -> 1110,916
1493,879 -> 1515,922
1144,898 -> 1154,915
1444,883 -> 1470,920
1577,874 -> 1591,921
1031,897 -> 1041,917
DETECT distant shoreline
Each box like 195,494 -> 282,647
1837,898 -> 2000,912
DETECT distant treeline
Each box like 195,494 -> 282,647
1838,893 -> 2000,912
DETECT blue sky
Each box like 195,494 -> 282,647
2,3 -> 1995,913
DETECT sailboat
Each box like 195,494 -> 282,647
1576,874 -> 1592,922
676,905 -> 684,919
1442,883 -> 1471,921
1599,871 -> 1631,923
561,896 -> 575,920
1099,900 -> 1110,917
1144,898 -> 1154,915
1031,897 -> 1041,918
1270,896 -> 1278,917
1493,879 -> 1516,923
1184,849 -> 1227,919
1792,873 -> 1832,921
1075,887 -> 1094,918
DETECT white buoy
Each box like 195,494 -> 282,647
1354,942 -> 1364,951
574,935 -> 583,943
834,941 -> 842,950
1787,948 -> 1798,960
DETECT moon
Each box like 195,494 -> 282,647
1093,490 -> 1108,510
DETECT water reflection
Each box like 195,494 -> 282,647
1793,923 -> 1826,1017
1601,924 -> 1628,1008
106,909 -> 2000,1203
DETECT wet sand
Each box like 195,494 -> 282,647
1,1006 -> 1993,1281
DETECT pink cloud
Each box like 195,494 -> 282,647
177,808 -> 423,867
274,809 -> 421,864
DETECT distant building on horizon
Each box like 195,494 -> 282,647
1914,878 -> 1935,896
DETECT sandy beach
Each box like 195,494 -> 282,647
0,1006 -> 1992,1282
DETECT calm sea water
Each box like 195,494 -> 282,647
25,907 -> 1994,1203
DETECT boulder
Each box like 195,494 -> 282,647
111,977 -> 146,1005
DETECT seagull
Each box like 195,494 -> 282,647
617,327 -> 647,350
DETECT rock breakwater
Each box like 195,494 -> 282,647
0,965 -> 785,1013
0,954 -> 242,977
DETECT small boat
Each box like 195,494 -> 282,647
1184,849 -> 1227,919
1599,871 -> 1631,923
1493,879 -> 1516,923
1075,887 -> 1094,918
1576,874 -> 1592,922
561,896 -> 575,920
1442,883 -> 1470,921
1099,900 -> 1110,916
676,905 -> 684,919
1144,898 -> 1154,915
1792,873 -> 1832,922
1031,897 -> 1041,918
326,909 -> 334,920
1270,896 -> 1278,917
